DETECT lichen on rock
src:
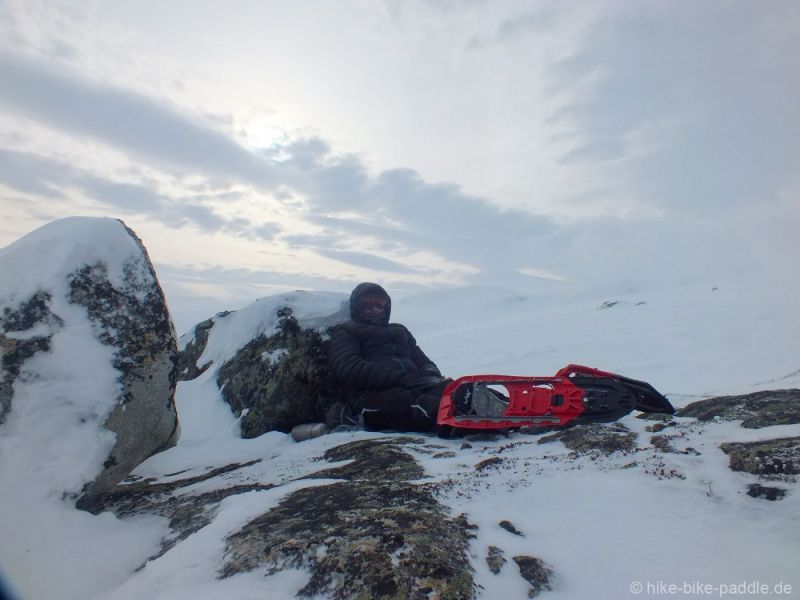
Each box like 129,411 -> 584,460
0,291 -> 63,423
719,437 -> 799,478
538,423 -> 637,455
486,546 -> 506,574
220,438 -> 476,599
215,306 -> 349,437
677,390 -> 800,428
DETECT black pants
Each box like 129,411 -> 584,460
352,379 -> 451,432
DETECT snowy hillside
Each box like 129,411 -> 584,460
2,264 -> 799,600
394,269 -> 800,400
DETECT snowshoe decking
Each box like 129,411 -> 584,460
437,364 -> 674,430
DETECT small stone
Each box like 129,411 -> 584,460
486,546 -> 506,574
433,451 -> 457,459
651,435 -> 676,453
475,457 -> 503,471
499,520 -> 523,536
747,484 -> 787,501
647,423 -> 668,433
538,423 -> 637,455
513,555 -> 553,598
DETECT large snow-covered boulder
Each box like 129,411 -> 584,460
178,292 -> 349,437
0,217 -> 179,508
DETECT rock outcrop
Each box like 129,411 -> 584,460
537,422 -> 637,455
0,217 -> 179,507
178,294 -> 349,437
83,436 -> 479,599
676,389 -> 800,428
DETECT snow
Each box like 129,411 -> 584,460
0,217 -> 149,310
2,238 -> 799,600
184,291 -> 347,374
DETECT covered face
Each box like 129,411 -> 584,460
349,282 -> 392,325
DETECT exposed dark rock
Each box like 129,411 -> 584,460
434,451 -> 457,458
651,435 -> 676,453
513,555 -> 553,598
475,457 -> 504,471
176,317 -> 218,380
598,300 -> 621,310
719,437 -> 800,477
221,438 -> 476,599
676,389 -> 800,428
646,421 -> 676,433
747,484 -> 787,501
499,520 -> 523,536
0,292 -> 62,423
636,412 -> 676,421
538,423 -> 637,455
76,459 -> 272,558
487,545 -> 506,574
215,306 -> 349,437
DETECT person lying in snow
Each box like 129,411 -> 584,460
327,282 -> 451,432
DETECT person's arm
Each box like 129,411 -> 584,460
328,327 -> 405,389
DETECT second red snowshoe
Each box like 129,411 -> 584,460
436,364 -> 674,430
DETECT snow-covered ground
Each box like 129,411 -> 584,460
2,265 -> 799,599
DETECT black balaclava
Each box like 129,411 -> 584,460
349,282 -> 391,326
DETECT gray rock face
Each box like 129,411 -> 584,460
179,299 -> 349,437
0,218 -> 179,507
68,231 -> 180,505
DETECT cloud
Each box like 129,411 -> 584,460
0,148 -> 281,240
0,52 -> 277,185
312,249 -> 419,274
546,2 -> 800,215
0,51 -> 566,283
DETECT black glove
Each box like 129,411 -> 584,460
401,369 -> 445,390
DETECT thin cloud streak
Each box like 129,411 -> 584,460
0,52 -> 277,185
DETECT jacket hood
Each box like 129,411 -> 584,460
349,282 -> 391,325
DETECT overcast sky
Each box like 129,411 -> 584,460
1,0 -> 798,331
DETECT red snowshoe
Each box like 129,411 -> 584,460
437,364 -> 674,430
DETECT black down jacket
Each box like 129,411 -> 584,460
328,321 -> 443,390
